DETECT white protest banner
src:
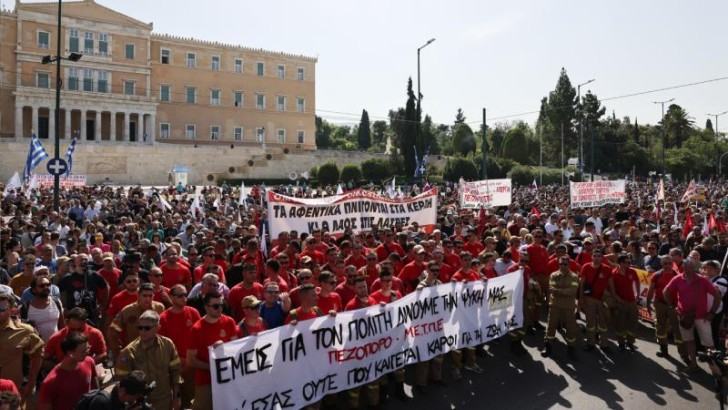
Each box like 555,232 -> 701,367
210,273 -> 523,410
267,188 -> 438,239
569,180 -> 626,208
459,179 -> 512,208
34,174 -> 87,187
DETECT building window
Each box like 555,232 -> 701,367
84,32 -> 94,54
296,97 -> 305,113
277,129 -> 286,143
161,49 -> 170,64
297,67 -> 304,81
210,125 -> 220,140
277,96 -> 286,111
124,80 -> 135,96
277,65 -> 285,79
297,130 -> 305,144
125,44 -> 135,60
38,31 -> 50,49
83,69 -> 94,92
234,58 -> 242,73
160,123 -> 170,139
256,94 -> 265,110
37,72 -> 50,88
186,87 -> 196,104
234,127 -> 243,141
233,92 -> 243,108
211,56 -> 220,71
97,71 -> 108,93
186,53 -> 196,68
69,29 -> 79,53
160,85 -> 170,102
256,127 -> 264,143
98,33 -> 108,56
67,67 -> 79,91
257,62 -> 264,76
210,89 -> 220,106
185,124 -> 196,139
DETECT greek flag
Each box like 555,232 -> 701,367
23,134 -> 49,183
64,138 -> 77,177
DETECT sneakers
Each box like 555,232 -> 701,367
451,369 -> 463,381
464,363 -> 484,374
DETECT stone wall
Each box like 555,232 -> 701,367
0,141 -> 392,185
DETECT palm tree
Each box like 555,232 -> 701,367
662,104 -> 694,148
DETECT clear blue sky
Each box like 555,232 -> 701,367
9,0 -> 728,129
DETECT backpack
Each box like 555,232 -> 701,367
73,388 -> 110,410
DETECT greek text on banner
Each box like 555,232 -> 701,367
569,180 -> 625,208
459,179 -> 512,209
209,273 -> 524,410
266,188 -> 438,239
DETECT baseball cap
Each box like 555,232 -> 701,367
241,296 -> 262,309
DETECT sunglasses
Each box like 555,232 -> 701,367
207,303 -> 222,310
137,325 -> 155,331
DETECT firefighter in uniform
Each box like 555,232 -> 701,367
541,255 -> 580,360
107,283 -> 166,360
579,249 -> 614,354
116,309 -> 182,410
645,255 -> 684,358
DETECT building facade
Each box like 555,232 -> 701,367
0,0 -> 317,150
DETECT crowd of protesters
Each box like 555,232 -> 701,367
0,176 -> 728,409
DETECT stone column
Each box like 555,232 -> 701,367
15,105 -> 23,140
80,110 -> 87,140
95,111 -> 101,142
123,112 -> 130,142
65,109 -> 71,140
149,113 -> 156,144
31,106 -> 38,136
110,111 -> 116,142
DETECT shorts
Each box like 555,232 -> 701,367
679,318 -> 714,347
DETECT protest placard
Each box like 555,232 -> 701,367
569,180 -> 625,208
459,179 -> 512,208
35,174 -> 87,187
267,188 -> 438,239
209,272 -> 523,409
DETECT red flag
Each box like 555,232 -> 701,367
477,206 -> 486,237
718,215 -> 728,234
530,207 -> 541,218
709,213 -> 718,233
682,209 -> 693,238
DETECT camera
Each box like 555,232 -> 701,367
129,381 -> 156,410
698,350 -> 728,372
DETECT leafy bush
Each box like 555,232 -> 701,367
443,157 -> 479,181
340,164 -> 362,185
309,166 -> 318,180
317,162 -> 340,186
361,158 -> 392,182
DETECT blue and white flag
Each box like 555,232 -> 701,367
64,138 -> 77,177
23,134 -> 49,183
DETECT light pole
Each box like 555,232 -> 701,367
653,98 -> 675,176
708,111 -> 727,176
40,0 -> 81,212
577,79 -> 595,175
416,38 -> 435,177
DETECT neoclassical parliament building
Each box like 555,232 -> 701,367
0,0 -> 317,150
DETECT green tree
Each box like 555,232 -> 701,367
340,164 -> 362,185
443,157 -> 478,181
317,162 -> 340,186
361,158 -> 391,182
501,122 -> 532,164
372,120 -> 388,146
315,116 -> 333,148
397,78 -> 419,177
357,109 -> 371,149
663,104 -> 694,148
452,123 -> 476,156
488,126 -> 506,158
706,118 -> 714,133
422,115 -> 440,155
545,68 -> 577,160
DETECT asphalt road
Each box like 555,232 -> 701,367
384,321 -> 720,410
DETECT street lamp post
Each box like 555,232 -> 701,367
40,0 -> 81,212
577,79 -> 595,175
707,111 -> 728,175
653,98 -> 675,176
416,38 -> 435,177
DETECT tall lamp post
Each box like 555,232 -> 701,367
416,38 -> 435,177
653,98 -> 675,176
577,79 -> 595,175
40,0 -> 82,212
707,110 -> 728,176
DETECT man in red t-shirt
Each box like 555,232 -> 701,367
227,264 -> 265,321
442,239 -> 463,272
610,254 -> 640,350
300,238 -> 326,266
186,291 -> 237,410
193,247 -> 227,284
43,308 -> 107,372
579,249 -> 613,353
344,243 -> 367,270
359,252 -> 382,288
375,229 -> 405,262
159,284 -> 201,409
161,249 -> 192,290
104,271 -> 140,331
645,255 -> 682,358
335,266 -> 358,307
462,231 -> 484,258
370,270 -> 402,304
316,272 -> 342,314
526,229 -> 549,297
507,254 -> 534,354
398,245 -> 428,294
449,252 -> 484,378
39,332 -> 98,410
286,284 -> 326,324
97,256 -> 122,299
546,245 -> 582,277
